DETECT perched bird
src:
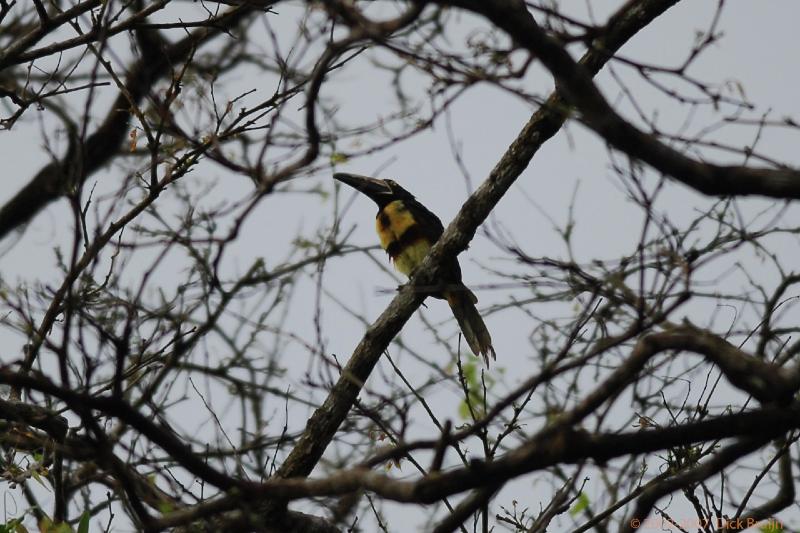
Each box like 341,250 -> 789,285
334,173 -> 496,365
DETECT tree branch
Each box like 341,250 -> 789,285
273,0 -> 682,487
448,0 -> 800,199
179,402 -> 800,505
0,5 -> 259,239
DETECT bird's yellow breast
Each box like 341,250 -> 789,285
376,200 -> 415,249
376,200 -> 431,277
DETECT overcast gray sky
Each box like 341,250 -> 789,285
1,1 -> 799,531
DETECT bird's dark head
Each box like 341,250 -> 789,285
333,173 -> 413,209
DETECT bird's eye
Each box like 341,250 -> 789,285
385,179 -> 397,187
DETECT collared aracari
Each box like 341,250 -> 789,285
334,173 -> 496,365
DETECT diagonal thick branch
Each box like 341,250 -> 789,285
449,0 -> 800,199
274,0 -> 683,483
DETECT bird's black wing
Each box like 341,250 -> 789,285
403,196 -> 467,289
403,197 -> 445,243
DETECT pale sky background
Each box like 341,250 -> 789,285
1,1 -> 799,531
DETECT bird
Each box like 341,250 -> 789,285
333,172 -> 496,365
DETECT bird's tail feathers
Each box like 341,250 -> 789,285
446,288 -> 495,366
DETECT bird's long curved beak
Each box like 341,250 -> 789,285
333,173 -> 392,202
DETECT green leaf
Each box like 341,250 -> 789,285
30,468 -> 51,491
330,152 -> 349,164
760,519 -> 784,533
462,361 -> 478,388
0,518 -> 26,533
458,400 -> 471,420
77,512 -> 90,533
457,360 -> 489,420
569,492 -> 590,517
